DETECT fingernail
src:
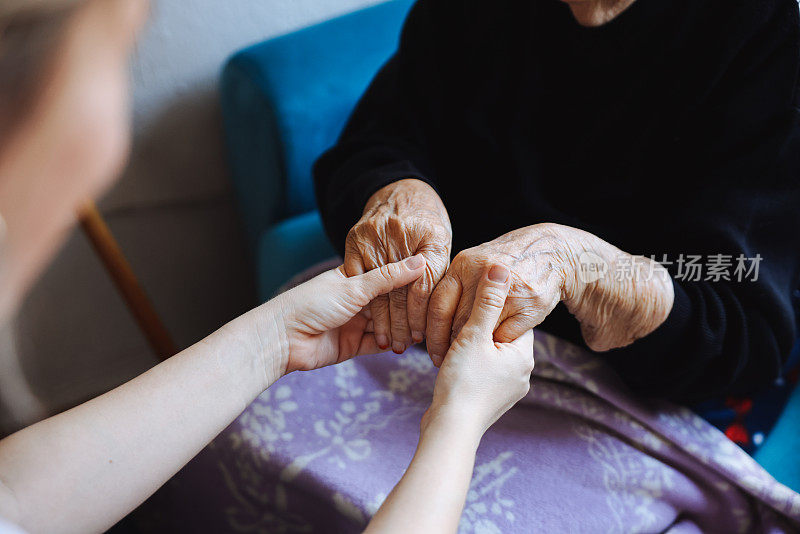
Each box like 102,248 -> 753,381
376,335 -> 390,350
405,254 -> 425,269
392,341 -> 405,354
488,265 -> 510,283
412,331 -> 424,343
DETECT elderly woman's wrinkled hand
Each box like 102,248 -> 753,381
425,224 -> 568,365
344,178 -> 452,354
425,223 -> 674,364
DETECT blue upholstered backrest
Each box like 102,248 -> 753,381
221,0 -> 415,248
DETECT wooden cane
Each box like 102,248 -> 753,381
78,201 -> 177,361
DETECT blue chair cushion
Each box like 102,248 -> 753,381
221,0 -> 415,248
256,211 -> 337,301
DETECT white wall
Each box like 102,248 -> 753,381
132,0 -> 383,130
103,0 -> 385,212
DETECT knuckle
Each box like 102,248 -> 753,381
346,222 -> 368,243
411,271 -> 436,293
408,284 -> 433,305
452,250 -> 470,265
386,214 -> 406,235
419,239 -> 451,259
477,287 -> 506,309
344,237 -> 362,259
351,219 -> 383,243
512,308 -> 540,327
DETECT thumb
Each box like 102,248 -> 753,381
462,264 -> 511,337
351,255 -> 427,303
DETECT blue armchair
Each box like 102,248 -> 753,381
221,0 -> 415,301
219,0 -> 799,491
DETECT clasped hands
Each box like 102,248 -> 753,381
248,177 -> 673,432
344,178 -> 675,365
234,246 -> 532,435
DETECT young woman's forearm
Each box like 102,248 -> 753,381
0,300 -> 286,534
365,410 -> 483,534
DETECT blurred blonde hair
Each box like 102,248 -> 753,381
0,0 -> 85,142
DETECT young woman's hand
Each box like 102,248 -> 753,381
271,255 -> 427,374
425,264 -> 535,437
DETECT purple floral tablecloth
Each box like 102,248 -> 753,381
140,265 -> 800,533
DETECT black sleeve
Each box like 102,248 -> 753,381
313,0 -> 451,255
604,0 -> 800,403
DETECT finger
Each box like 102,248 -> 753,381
462,265 -> 511,337
363,253 -> 389,350
370,296 -> 391,350
354,254 -> 427,299
389,285 -> 411,353
344,251 -> 366,277
352,257 -> 426,350
426,273 -> 462,366
450,289 -> 476,342
408,244 -> 449,344
407,265 -> 442,344
494,312 -> 538,344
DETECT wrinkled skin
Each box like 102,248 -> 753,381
426,225 -> 569,365
344,179 -> 453,354
427,222 -> 675,365
558,227 -> 675,353
345,179 -> 674,365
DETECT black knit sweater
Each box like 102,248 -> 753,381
313,0 -> 800,402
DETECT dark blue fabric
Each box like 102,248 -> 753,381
693,291 -> 800,463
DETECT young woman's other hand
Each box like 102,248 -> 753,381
425,264 -> 535,437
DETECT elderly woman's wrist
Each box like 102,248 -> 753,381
554,228 -> 675,351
